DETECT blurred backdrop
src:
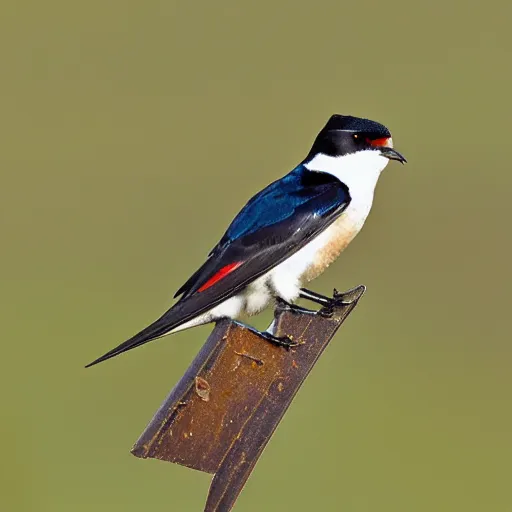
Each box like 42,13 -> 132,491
1,1 -> 512,511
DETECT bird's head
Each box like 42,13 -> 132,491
306,114 -> 406,167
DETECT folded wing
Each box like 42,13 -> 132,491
86,166 -> 350,367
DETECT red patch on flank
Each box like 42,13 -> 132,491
367,137 -> 390,147
198,262 -> 243,292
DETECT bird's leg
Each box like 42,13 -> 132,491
275,297 -> 315,315
299,288 -> 332,307
233,321 -> 300,349
300,288 -> 356,317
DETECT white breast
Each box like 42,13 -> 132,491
176,150 -> 392,327
266,150 -> 390,300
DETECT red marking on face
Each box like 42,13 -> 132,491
198,262 -> 243,292
366,137 -> 391,147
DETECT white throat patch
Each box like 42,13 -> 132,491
304,150 -> 390,238
304,150 -> 389,193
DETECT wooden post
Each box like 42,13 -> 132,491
131,285 -> 366,511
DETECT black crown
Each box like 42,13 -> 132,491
322,115 -> 391,137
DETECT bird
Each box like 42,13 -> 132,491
86,114 -> 406,368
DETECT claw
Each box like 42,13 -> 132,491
270,335 -> 301,350
242,322 -> 301,350
318,306 -> 334,318
333,289 -> 356,305
335,297 -> 356,306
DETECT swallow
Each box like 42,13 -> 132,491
86,114 -> 406,367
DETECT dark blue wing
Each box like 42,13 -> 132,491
219,165 -> 346,245
175,164 -> 350,299
86,165 -> 351,367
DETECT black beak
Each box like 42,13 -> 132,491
380,147 -> 407,164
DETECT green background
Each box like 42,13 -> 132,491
2,1 -> 511,511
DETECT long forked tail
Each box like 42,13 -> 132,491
86,265 -> 244,368
85,306 -> 187,368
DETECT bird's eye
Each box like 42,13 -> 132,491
353,134 -> 358,140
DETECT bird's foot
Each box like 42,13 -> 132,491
300,287 -> 358,318
264,333 -> 301,350
275,297 -> 315,315
242,323 -> 301,350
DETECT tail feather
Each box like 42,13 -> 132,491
85,309 -> 183,368
86,261 -> 247,368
